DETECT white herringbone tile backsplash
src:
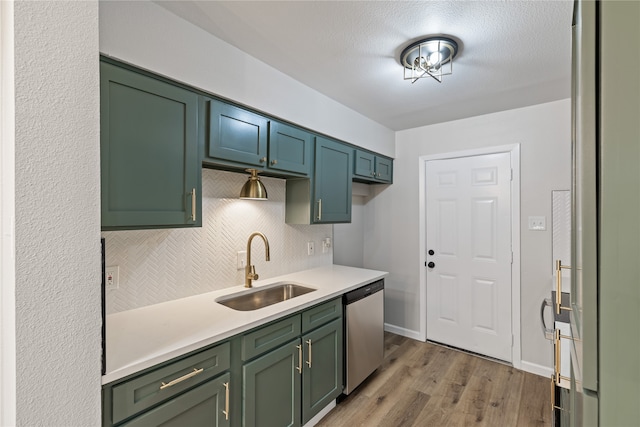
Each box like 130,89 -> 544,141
103,169 -> 333,314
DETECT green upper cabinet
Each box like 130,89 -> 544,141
353,149 -> 393,183
100,61 -> 201,230
268,122 -> 312,176
205,99 -> 311,177
314,137 -> 352,223
207,100 -> 269,168
285,137 -> 352,224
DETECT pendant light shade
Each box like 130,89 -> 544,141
239,169 -> 268,200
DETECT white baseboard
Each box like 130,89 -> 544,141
520,360 -> 554,378
384,323 -> 423,341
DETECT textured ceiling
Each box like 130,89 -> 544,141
156,1 -> 573,131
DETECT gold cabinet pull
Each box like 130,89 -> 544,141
259,157 -> 267,163
553,329 -> 572,385
222,382 -> 230,420
190,188 -> 197,222
306,339 -> 312,368
296,344 -> 303,374
271,159 -> 278,166
317,199 -> 322,221
555,260 -> 572,315
160,367 -> 203,390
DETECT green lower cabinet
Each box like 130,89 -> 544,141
122,373 -> 231,427
301,319 -> 343,425
242,341 -> 301,427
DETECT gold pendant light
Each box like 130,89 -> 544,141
239,169 -> 268,200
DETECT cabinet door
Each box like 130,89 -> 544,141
243,341 -> 301,427
268,122 -> 312,176
353,149 -> 376,180
208,100 -> 268,168
314,137 -> 352,223
301,319 -> 343,425
100,62 -> 201,230
374,156 -> 393,183
122,373 -> 230,427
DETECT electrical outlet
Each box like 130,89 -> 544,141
322,237 -> 331,253
528,216 -> 547,231
237,251 -> 247,270
307,241 -> 315,256
105,266 -> 119,290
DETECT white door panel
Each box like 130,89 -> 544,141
426,152 -> 512,362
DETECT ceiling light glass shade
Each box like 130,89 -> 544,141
239,169 -> 268,200
400,36 -> 459,84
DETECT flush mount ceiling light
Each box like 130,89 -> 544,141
400,36 -> 459,84
239,169 -> 268,200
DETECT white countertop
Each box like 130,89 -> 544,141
104,264 -> 387,384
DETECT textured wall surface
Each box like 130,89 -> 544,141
13,1 -> 102,425
104,169 -> 333,314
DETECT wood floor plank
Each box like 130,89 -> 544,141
516,372 -> 553,426
317,333 -> 551,427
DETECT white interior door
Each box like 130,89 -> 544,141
426,152 -> 512,362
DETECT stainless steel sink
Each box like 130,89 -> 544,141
216,283 -> 316,311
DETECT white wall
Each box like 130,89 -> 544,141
98,0 -> 395,158
8,1 -> 102,425
104,169 -> 333,313
366,99 -> 571,371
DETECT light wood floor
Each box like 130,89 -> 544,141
317,333 -> 551,427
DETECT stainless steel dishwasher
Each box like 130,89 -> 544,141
343,279 -> 384,394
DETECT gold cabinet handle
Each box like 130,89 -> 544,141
190,188 -> 196,222
160,368 -> 203,390
259,157 -> 267,163
222,382 -> 230,420
553,329 -> 572,385
271,159 -> 278,166
555,259 -> 572,315
306,339 -> 312,368
296,344 -> 303,374
317,199 -> 322,221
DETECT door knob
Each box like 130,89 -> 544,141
427,262 -> 435,268
428,249 -> 435,256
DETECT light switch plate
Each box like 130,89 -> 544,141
307,241 -> 315,256
528,216 -> 547,231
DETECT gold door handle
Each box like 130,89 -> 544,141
296,344 -> 303,374
306,339 -> 312,368
190,188 -> 197,222
160,368 -> 203,390
222,382 -> 230,420
555,259 -> 572,315
554,329 -> 572,385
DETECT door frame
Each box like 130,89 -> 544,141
418,143 -> 521,369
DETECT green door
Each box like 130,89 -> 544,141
268,122 -> 312,176
122,373 -> 230,427
314,137 -> 352,223
353,149 -> 375,180
207,100 -> 268,168
243,341 -> 301,427
100,62 -> 201,230
301,319 -> 343,425
374,156 -> 393,183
